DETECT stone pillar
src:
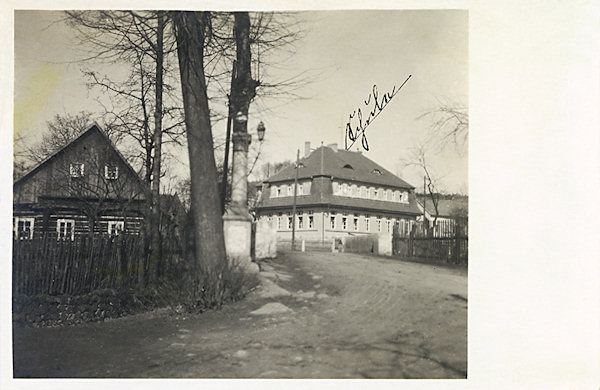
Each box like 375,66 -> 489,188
223,131 -> 259,273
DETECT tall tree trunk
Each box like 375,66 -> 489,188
173,11 -> 226,270
151,11 -> 165,276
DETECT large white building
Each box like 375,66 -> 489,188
255,142 -> 422,243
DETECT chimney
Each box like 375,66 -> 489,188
304,141 -> 311,157
327,143 -> 338,152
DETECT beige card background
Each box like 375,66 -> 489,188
1,1 -> 599,389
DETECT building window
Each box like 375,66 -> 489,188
360,186 -> 366,198
298,215 -> 304,229
287,215 -> 293,229
104,165 -> 119,180
14,217 -> 34,240
330,212 -> 336,229
298,184 -> 303,195
342,214 -> 348,230
57,219 -> 75,240
342,183 -> 349,195
108,220 -> 124,236
353,216 -> 359,231
387,190 -> 393,201
386,219 -> 392,232
69,163 -> 85,178
373,189 -> 378,199
382,189 -> 387,200
402,191 -> 409,203
365,216 -> 371,232
351,185 -> 358,197
287,185 -> 293,196
277,213 -> 282,230
377,217 -> 382,232
372,169 -> 382,175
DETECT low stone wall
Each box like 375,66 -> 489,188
255,219 -> 277,259
12,289 -> 152,328
344,235 -> 377,254
344,233 -> 392,256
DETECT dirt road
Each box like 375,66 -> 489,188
13,251 -> 467,378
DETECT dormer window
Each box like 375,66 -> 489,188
104,165 -> 119,180
70,163 -> 85,178
372,169 -> 382,175
343,164 -> 354,170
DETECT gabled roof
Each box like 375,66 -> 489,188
265,145 -> 414,189
416,195 -> 468,218
14,123 -> 147,192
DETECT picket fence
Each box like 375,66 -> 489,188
12,235 -> 183,296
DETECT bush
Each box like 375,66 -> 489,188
168,257 -> 259,313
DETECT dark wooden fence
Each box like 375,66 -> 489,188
12,235 -> 183,296
393,221 -> 468,264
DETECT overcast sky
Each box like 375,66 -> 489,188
14,10 -> 468,193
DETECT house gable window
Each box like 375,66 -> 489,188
104,165 -> 119,180
372,169 -> 382,175
108,220 -> 124,236
57,219 -> 75,240
14,217 -> 35,240
69,163 -> 85,178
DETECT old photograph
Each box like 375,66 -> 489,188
11,10 -> 468,378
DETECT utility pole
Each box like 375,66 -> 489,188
423,175 -> 427,234
291,149 -> 300,251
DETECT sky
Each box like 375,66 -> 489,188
14,10 -> 468,193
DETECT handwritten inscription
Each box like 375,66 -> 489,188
344,75 -> 411,151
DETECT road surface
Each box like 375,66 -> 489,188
13,251 -> 467,378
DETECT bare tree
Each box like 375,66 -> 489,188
419,98 -> 468,153
401,145 -> 444,232
20,112 -> 96,165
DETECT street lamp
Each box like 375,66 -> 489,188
257,121 -> 266,141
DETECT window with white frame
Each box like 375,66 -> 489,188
402,191 -> 409,203
277,213 -> 282,229
287,185 -> 293,196
377,217 -> 382,232
298,215 -> 304,229
108,220 -> 124,236
14,217 -> 35,240
353,216 -> 359,231
276,187 -> 281,197
69,163 -> 85,178
330,212 -> 336,229
56,219 -> 75,240
287,215 -> 293,229
104,165 -> 119,180
342,183 -> 349,195
365,216 -> 371,232
382,189 -> 387,200
342,214 -> 348,230
308,210 -> 314,228
373,189 -> 378,199
386,219 -> 392,232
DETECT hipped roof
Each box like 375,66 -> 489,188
265,146 -> 414,189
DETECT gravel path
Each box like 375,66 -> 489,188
13,251 -> 467,378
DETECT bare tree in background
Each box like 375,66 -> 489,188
401,145 -> 444,232
419,98 -> 468,153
